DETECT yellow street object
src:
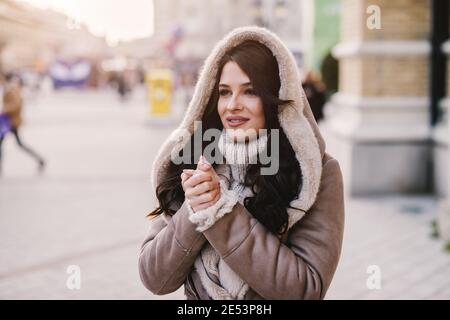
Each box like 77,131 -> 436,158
146,69 -> 173,116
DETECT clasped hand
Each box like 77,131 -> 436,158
181,155 -> 221,212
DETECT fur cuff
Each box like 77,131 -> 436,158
187,180 -> 238,232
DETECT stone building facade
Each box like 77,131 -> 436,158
321,0 -> 448,198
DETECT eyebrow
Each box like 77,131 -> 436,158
218,82 -> 252,88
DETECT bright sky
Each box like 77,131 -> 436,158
16,0 -> 154,45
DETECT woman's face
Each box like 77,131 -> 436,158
217,61 -> 265,140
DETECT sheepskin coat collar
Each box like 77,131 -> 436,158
151,26 -> 325,214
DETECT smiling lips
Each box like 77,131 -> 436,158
226,116 -> 250,127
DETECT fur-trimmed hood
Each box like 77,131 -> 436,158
151,26 -> 326,215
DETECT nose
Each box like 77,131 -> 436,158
226,94 -> 244,111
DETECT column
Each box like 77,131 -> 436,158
320,0 -> 431,195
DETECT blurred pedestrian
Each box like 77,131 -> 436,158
302,70 -> 326,123
117,72 -> 131,102
0,73 -> 45,175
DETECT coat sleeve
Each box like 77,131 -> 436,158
202,158 -> 345,300
138,201 -> 207,295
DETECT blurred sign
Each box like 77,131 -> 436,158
49,60 -> 91,89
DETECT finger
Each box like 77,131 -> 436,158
191,192 -> 221,212
185,180 -> 219,197
203,190 -> 220,206
181,172 -> 189,185
198,162 -> 211,172
181,170 -> 195,183
185,181 -> 212,198
184,171 -> 212,189
210,191 -> 221,205
190,188 -> 220,206
196,155 -> 212,172
201,155 -> 211,167
183,169 -> 195,176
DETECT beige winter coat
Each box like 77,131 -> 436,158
138,26 -> 345,300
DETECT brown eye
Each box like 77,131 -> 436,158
245,88 -> 256,96
219,89 -> 230,96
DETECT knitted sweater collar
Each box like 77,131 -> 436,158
217,130 -> 268,184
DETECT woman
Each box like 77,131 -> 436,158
139,26 -> 344,300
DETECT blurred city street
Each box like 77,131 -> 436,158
0,88 -> 448,300
0,87 -> 184,299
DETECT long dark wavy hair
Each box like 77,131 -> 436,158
149,40 -> 303,235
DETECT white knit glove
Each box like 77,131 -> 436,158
187,180 -> 238,232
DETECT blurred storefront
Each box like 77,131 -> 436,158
303,0 -> 340,72
0,0 -> 111,86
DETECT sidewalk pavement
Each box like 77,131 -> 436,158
0,88 -> 448,299
326,196 -> 450,299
